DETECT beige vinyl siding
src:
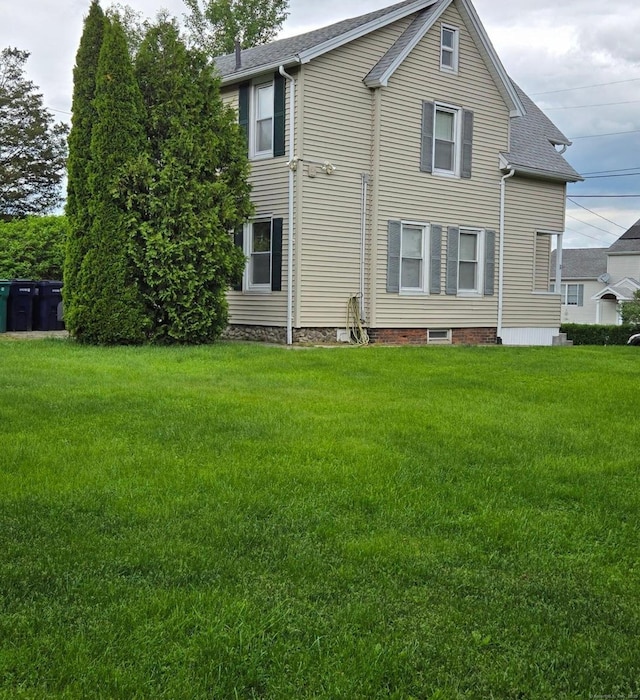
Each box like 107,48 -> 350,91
297,20 -> 411,327
373,2 -> 509,327
501,177 -> 565,328
223,77 -> 295,326
534,233 -> 552,292
607,253 -> 640,281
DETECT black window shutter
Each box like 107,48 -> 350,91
387,220 -> 401,293
238,82 -> 250,152
273,72 -> 286,158
446,226 -> 459,295
430,225 -> 442,294
233,227 -> 244,291
271,218 -> 283,292
420,101 -> 434,173
484,230 -> 495,296
461,109 -> 473,179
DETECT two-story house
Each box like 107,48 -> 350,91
216,0 -> 582,345
551,220 -> 640,325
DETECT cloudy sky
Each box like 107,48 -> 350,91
3,0 -> 640,248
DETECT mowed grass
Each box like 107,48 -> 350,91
0,340 -> 638,699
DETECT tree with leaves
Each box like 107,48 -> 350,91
132,19 -> 252,343
183,0 -> 289,55
620,290 -> 640,327
64,0 -> 105,333
0,48 -> 67,220
71,17 -> 150,344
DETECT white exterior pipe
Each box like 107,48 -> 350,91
359,173 -> 369,319
497,169 -> 515,341
279,66 -> 296,345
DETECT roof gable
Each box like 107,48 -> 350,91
214,0 -> 436,85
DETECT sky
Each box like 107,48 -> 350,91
2,0 -> 640,249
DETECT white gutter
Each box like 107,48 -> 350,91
359,173 -> 369,319
279,65 -> 296,346
497,169 -> 515,342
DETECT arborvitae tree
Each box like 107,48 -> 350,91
0,48 -> 67,220
183,0 -> 289,55
620,290 -> 640,327
73,17 -> 150,344
133,20 -> 251,343
64,0 -> 105,334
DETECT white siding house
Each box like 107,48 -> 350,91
216,0 -> 582,345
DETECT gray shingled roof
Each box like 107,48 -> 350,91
550,248 -> 608,280
608,218 -> 640,254
214,0 -> 424,80
501,83 -> 582,182
364,2 -> 445,86
215,0 -> 581,184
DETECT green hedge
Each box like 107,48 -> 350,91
0,216 -> 67,281
561,323 -> 636,345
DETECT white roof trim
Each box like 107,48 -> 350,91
296,0 -> 437,64
591,278 -> 640,301
365,1 -> 452,88
219,58 -> 300,86
459,0 -> 524,117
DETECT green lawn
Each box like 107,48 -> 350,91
0,340 -> 638,699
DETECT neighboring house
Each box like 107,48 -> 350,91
551,220 -> 640,325
216,0 -> 582,345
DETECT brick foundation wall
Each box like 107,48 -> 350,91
369,327 -> 497,345
451,327 -> 497,345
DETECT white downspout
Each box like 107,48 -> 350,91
279,65 -> 295,345
359,173 -> 369,319
498,169 -> 515,342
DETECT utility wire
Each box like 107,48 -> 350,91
565,213 -> 621,238
545,99 -> 640,111
564,224 -> 615,245
568,194 -> 640,198
582,172 -> 640,179
581,166 -> 640,175
570,129 -> 640,140
567,198 -> 626,232
530,77 -> 640,96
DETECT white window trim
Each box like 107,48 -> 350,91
457,227 -> 484,297
552,282 -> 584,306
250,80 -> 274,161
433,103 -> 461,178
399,220 -> 430,294
428,328 -> 452,344
244,217 -> 273,293
440,24 -> 459,73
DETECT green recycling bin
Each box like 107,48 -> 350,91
0,281 -> 10,333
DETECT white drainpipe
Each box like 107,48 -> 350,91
498,169 -> 515,342
279,65 -> 295,345
359,173 -> 369,319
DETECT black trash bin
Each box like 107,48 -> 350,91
34,281 -> 65,331
7,281 -> 38,332
0,281 -> 10,333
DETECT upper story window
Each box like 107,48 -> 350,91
420,101 -> 473,179
253,82 -> 274,158
440,25 -> 459,72
434,105 -> 459,175
238,73 -> 286,160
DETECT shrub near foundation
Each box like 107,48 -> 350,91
561,323 -> 635,345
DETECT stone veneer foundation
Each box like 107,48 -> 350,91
223,324 -> 498,345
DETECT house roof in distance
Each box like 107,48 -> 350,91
608,218 -> 640,254
551,248 -> 608,280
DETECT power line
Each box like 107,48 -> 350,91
564,224 -> 615,245
545,99 -> 640,111
566,199 -> 625,231
568,194 -> 640,198
570,129 -> 640,140
530,77 -> 640,96
581,166 -> 640,175
582,172 -> 640,179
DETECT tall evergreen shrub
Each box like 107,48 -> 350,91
64,0 -> 105,334
73,17 -> 150,344
132,21 -> 252,343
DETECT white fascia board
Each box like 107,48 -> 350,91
219,58 -> 300,86
365,0 -> 453,88
459,0 -> 525,117
296,0 -> 437,64
499,158 -> 582,184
